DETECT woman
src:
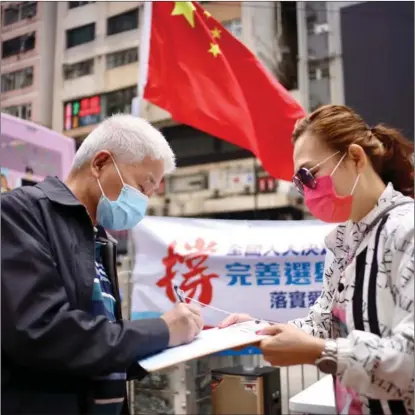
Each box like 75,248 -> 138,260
220,105 -> 414,414
1,173 -> 11,193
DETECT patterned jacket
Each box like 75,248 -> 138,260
292,183 -> 414,415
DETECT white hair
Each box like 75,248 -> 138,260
72,114 -> 176,174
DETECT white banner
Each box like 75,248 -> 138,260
131,217 -> 335,328
132,217 -> 333,332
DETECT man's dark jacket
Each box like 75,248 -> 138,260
1,177 -> 170,414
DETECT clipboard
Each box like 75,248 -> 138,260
138,320 -> 269,372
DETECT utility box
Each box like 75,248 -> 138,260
211,365 -> 282,415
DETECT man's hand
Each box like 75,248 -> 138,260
218,313 -> 254,328
161,303 -> 204,347
258,324 -> 325,367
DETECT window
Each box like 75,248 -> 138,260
68,1 -> 95,9
2,103 -> 32,120
223,19 -> 242,38
161,124 -> 251,167
105,86 -> 136,116
1,67 -> 34,92
107,8 -> 139,36
4,4 -> 19,25
3,2 -> 37,26
20,2 -> 37,19
306,13 -> 317,35
2,32 -> 36,58
63,59 -> 94,80
308,59 -> 330,81
66,23 -> 95,49
314,23 -> 329,35
106,48 -> 138,69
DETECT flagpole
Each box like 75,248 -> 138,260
132,1 -> 153,118
253,157 -> 258,219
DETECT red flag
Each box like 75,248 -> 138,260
144,1 -> 306,180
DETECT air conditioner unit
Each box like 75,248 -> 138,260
314,23 -> 329,34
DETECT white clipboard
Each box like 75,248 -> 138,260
138,320 -> 269,372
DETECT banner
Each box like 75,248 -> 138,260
131,217 -> 335,328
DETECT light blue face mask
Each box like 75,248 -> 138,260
96,158 -> 149,230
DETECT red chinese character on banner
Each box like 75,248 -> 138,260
157,238 -> 219,305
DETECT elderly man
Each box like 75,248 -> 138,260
1,115 -> 203,415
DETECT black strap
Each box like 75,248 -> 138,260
366,216 -> 388,415
367,215 -> 388,337
353,248 -> 367,332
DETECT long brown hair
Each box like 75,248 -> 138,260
292,105 -> 414,198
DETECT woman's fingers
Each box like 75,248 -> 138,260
218,313 -> 253,328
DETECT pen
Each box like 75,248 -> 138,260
174,285 -> 185,303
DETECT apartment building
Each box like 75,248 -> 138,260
298,0 -> 413,138
52,1 -> 243,141
148,2 -> 306,222
54,1 -> 413,228
51,1 -> 306,227
0,2 -> 57,127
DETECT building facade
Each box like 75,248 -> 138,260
296,0 -> 413,138
147,1 -> 306,222
51,1 -> 413,227
52,1 -> 306,225
51,2 -> 244,142
0,2 -> 57,127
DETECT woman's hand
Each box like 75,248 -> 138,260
258,324 -> 325,367
218,313 -> 254,328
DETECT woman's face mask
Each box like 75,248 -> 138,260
292,152 -> 360,223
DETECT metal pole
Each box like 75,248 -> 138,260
296,2 -> 310,113
127,232 -> 136,414
253,158 -> 259,219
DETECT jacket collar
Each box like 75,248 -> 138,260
38,177 -> 118,246
36,176 -> 83,207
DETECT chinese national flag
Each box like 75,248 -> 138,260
144,2 -> 306,180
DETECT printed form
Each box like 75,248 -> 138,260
138,321 -> 270,372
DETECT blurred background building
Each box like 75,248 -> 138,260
1,1 -> 57,127
2,1 -> 413,235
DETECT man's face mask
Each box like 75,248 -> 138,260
96,157 -> 148,230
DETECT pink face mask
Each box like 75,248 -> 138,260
303,153 -> 360,223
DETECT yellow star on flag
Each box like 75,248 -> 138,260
211,27 -> 221,39
203,10 -> 212,18
208,43 -> 221,58
171,1 -> 196,28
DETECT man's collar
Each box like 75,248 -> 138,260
36,176 -> 82,207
